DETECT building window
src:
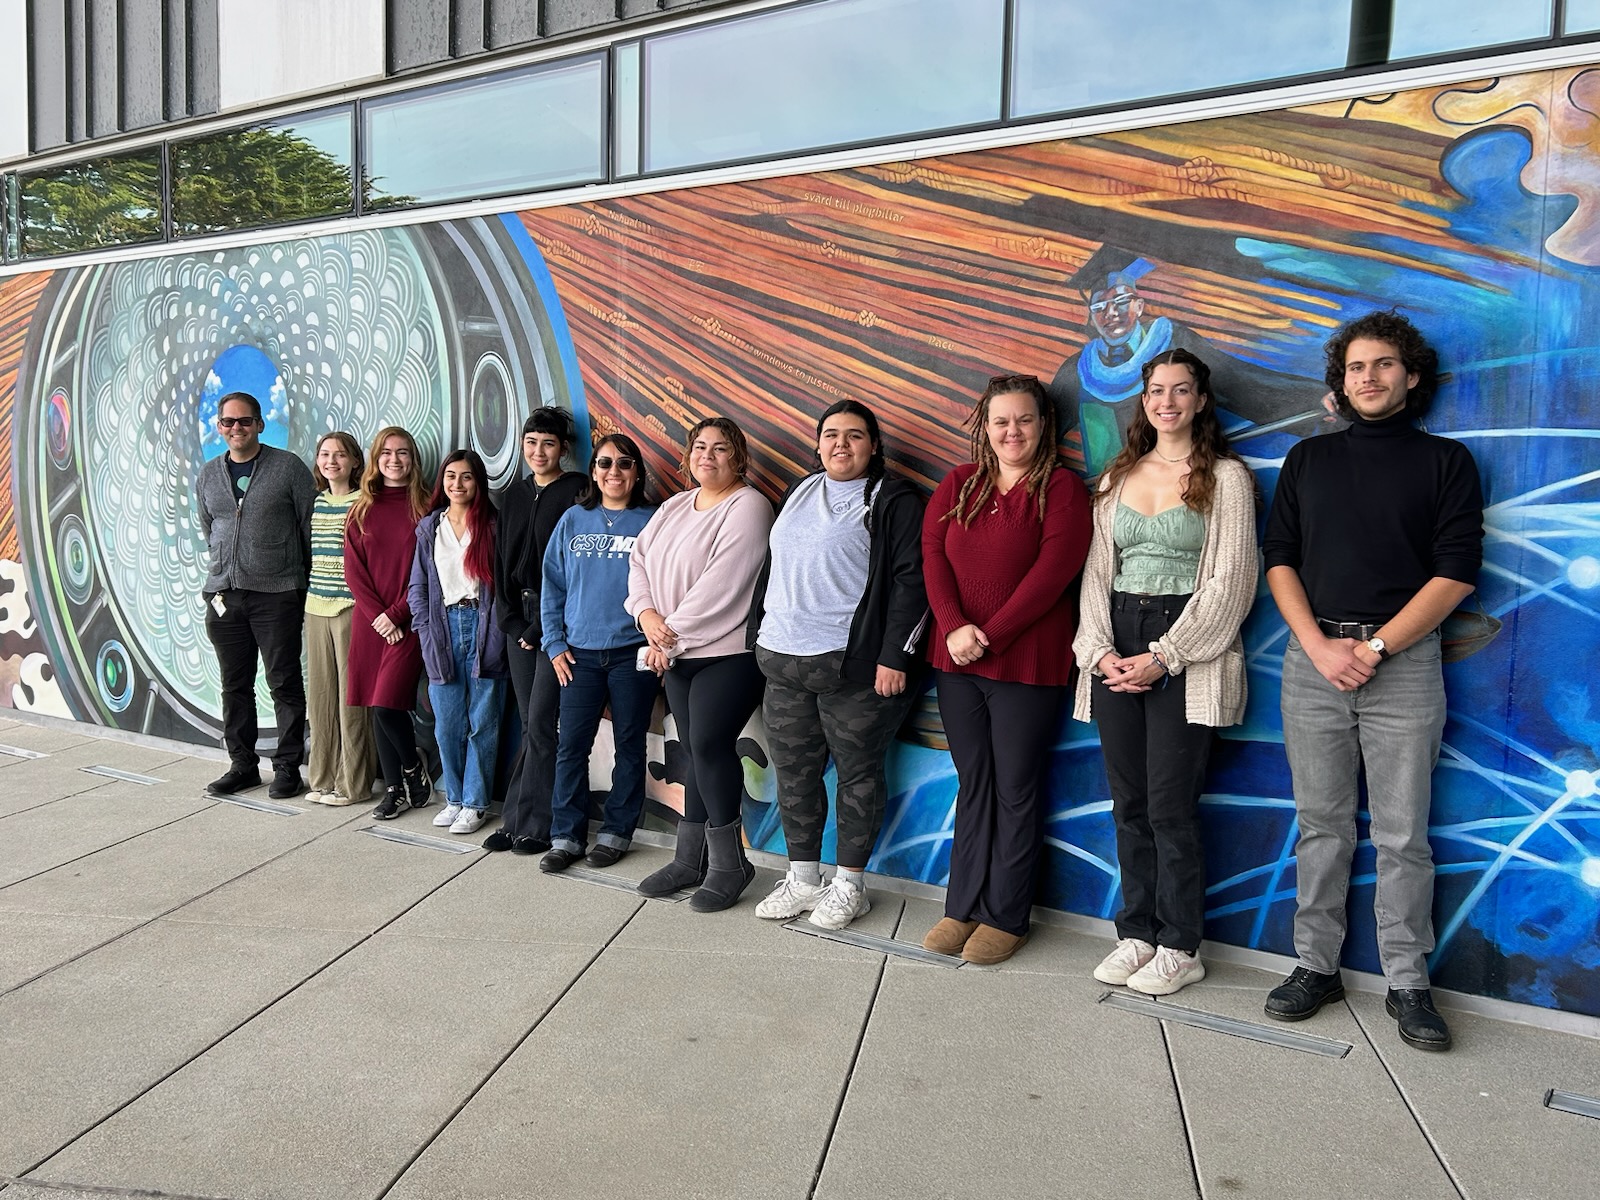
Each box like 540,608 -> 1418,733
171,109 -> 355,238
17,149 -> 164,259
1568,0 -> 1600,32
642,0 -> 1005,174
362,56 -> 607,210
1389,0 -> 1553,59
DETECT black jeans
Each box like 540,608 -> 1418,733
1094,593 -> 1214,952
936,670 -> 1065,936
204,587 -> 307,772
503,641 -> 561,840
662,654 -> 765,827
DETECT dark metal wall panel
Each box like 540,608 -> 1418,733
67,0 -> 89,140
485,0 -> 541,49
188,0 -> 218,116
391,0 -> 453,71
121,0 -> 165,129
452,0 -> 487,56
618,0 -> 659,16
163,0 -> 188,117
543,0 -> 615,36
87,0 -> 120,136
28,0 -> 72,149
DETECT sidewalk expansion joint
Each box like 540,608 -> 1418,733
1,1174 -> 231,1199
551,864 -> 688,899
203,791 -> 304,816
360,825 -> 479,854
782,919 -> 965,967
1545,1088 -> 1600,1120
0,742 -> 51,759
1099,991 -> 1353,1058
81,765 -> 165,785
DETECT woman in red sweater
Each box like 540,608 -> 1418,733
344,425 -> 434,820
921,374 -> 1092,965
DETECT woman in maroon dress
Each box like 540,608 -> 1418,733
344,425 -> 433,819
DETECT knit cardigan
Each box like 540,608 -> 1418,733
1071,457 -> 1258,728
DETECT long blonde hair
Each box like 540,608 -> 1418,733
349,426 -> 430,531
944,374 -> 1060,527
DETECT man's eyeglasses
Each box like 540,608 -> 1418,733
217,416 -> 258,429
595,456 -> 636,471
1089,295 -> 1138,317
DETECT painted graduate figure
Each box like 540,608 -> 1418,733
745,399 -> 929,931
921,374 -> 1092,965
626,417 -> 775,913
408,450 -> 509,835
537,435 -> 660,874
1072,349 -> 1258,996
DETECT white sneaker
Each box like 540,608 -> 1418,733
1092,937 -> 1156,985
322,791 -> 354,807
1126,946 -> 1206,996
432,804 -> 462,828
450,808 -> 487,835
754,871 -> 828,919
305,789 -> 325,805
809,875 -> 870,931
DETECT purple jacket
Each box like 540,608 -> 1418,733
408,510 -> 510,684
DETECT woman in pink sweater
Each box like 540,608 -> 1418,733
921,374 -> 1092,965
626,417 -> 775,912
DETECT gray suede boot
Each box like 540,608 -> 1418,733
637,819 -> 707,898
689,820 -> 757,913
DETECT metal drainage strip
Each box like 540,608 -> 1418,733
360,825 -> 477,854
81,765 -> 164,784
207,792 -> 305,817
1098,991 -> 1353,1058
556,865 -> 694,901
1545,1090 -> 1600,1120
782,920 -> 965,968
0,742 -> 50,759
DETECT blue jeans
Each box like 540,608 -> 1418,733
549,645 -> 660,854
429,604 -> 506,812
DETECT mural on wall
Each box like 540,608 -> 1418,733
1,67 -> 1597,1015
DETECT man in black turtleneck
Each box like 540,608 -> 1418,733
1260,311 -> 1483,1052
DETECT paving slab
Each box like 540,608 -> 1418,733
34,932 -> 598,1200
0,910 -> 142,993
0,722 -> 97,755
0,790 -> 214,888
0,801 -> 368,922
387,945 -> 883,1200
163,819 -> 481,933
1346,990 -> 1600,1200
0,918 -> 356,1176
1155,980 -> 1454,1200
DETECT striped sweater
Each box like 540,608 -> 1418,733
306,490 -> 358,616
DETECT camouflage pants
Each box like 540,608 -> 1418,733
756,647 -> 914,869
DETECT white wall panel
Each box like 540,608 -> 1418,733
217,0 -> 385,112
0,0 -> 30,160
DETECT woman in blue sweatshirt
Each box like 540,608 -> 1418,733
538,435 -> 660,872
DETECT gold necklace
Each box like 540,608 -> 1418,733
1153,445 -> 1191,464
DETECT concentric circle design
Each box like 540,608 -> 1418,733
58,515 -> 93,605
470,352 -> 515,481
95,640 -> 134,713
46,388 -> 72,468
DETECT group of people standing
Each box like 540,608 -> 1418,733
196,309 -> 1482,1054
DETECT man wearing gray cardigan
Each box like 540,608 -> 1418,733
196,391 -> 316,798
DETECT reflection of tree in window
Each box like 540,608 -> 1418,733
173,128 -> 378,236
21,155 -> 162,257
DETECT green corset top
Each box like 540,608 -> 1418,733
1113,501 -> 1205,596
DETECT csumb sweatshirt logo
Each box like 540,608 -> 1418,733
570,533 -> 639,559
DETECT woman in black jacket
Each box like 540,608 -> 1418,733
486,407 -> 589,854
746,399 -> 929,930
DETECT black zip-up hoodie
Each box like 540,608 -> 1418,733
494,471 -> 588,645
745,473 -> 930,685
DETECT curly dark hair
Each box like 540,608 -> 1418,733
944,374 -> 1060,527
1323,310 -> 1438,420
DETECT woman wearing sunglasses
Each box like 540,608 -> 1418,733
537,436 -> 660,872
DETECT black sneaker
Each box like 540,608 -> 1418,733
372,785 -> 407,821
511,836 -> 551,856
1387,988 -> 1453,1051
402,761 -> 432,809
267,769 -> 304,799
482,830 -> 514,852
208,766 -> 262,795
1264,966 -> 1345,1021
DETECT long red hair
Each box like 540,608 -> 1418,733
428,449 -> 496,584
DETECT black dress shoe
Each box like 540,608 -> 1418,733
585,844 -> 625,868
482,830 -> 514,852
1387,988 -> 1452,1051
208,766 -> 262,795
540,847 -> 582,874
1264,966 -> 1345,1021
511,836 -> 551,856
267,769 -> 304,799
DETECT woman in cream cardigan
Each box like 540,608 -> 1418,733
1072,348 -> 1258,997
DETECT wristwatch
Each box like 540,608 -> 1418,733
1365,637 -> 1390,660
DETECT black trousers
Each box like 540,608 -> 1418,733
503,642 -> 561,840
1093,593 -> 1214,952
936,670 -> 1065,937
663,653 -> 765,827
371,705 -> 422,787
204,587 -> 307,772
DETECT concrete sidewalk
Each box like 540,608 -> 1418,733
0,714 -> 1595,1200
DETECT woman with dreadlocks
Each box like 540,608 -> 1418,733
919,374 -> 1093,965
745,400 -> 930,931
